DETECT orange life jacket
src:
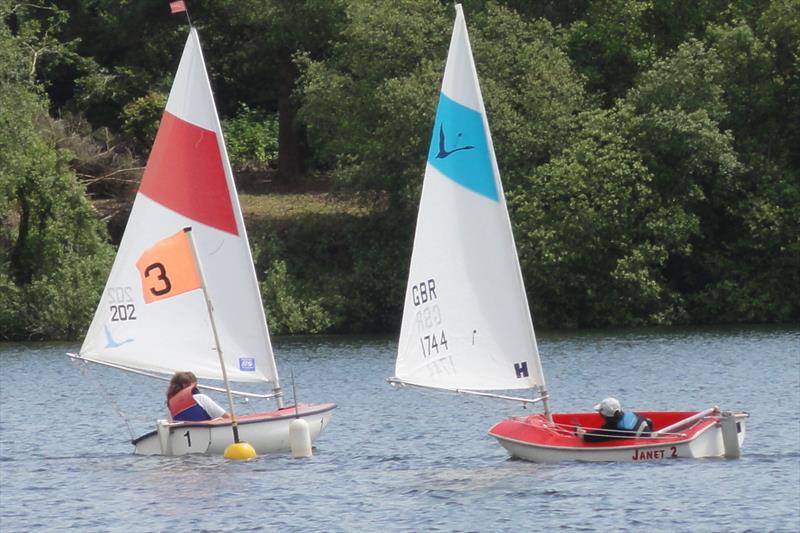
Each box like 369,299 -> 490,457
168,386 -> 212,421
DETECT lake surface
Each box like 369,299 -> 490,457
1,326 -> 798,532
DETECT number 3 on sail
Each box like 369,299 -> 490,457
136,230 -> 201,303
68,25 -> 335,457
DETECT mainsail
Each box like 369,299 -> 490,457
79,29 -> 278,385
394,5 -> 546,393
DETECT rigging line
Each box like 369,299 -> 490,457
549,421 -> 689,439
71,358 -> 136,441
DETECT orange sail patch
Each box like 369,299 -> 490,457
136,229 -> 202,303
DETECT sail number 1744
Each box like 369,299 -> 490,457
412,277 -> 448,357
420,330 -> 448,357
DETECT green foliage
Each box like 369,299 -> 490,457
120,91 -> 168,154
1,12 -> 113,340
512,108 -> 690,327
686,160 -> 800,324
223,105 -> 278,171
248,207 -> 410,335
470,5 -> 588,188
251,216 -> 345,335
9,253 -> 113,339
1,0 -> 797,338
642,0 -> 733,55
210,0 -> 347,113
627,38 -> 727,121
335,213 -> 410,332
298,0 -> 450,209
620,26 -> 798,324
0,6 -> 26,83
566,0 -> 655,104
2,2 -> 76,86
0,272 -> 22,336
299,1 -> 587,206
261,259 -> 334,335
49,1 -> 185,129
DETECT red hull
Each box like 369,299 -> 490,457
490,410 -> 718,449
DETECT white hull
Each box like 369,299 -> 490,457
491,413 -> 747,463
133,403 -> 335,456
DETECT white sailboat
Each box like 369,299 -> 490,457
70,28 -> 335,456
389,4 -> 747,462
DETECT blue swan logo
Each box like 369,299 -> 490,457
436,124 -> 475,159
104,325 -> 134,348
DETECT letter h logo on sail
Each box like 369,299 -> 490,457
514,361 -> 529,379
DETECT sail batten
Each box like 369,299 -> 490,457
394,5 -> 546,393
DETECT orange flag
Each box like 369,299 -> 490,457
136,229 -> 202,304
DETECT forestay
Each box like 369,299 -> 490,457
394,5 -> 546,393
79,29 -> 278,385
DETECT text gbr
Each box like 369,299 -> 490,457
412,278 -> 450,363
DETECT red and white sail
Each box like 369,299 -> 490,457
79,29 -> 278,384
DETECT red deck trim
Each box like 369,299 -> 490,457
489,411 -> 718,449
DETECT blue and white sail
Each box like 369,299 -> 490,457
394,5 -> 546,393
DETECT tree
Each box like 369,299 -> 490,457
623,31 -> 798,323
512,108 -> 693,327
1,5 -> 113,339
51,0 -> 184,130
566,0 -> 655,106
470,5 -> 588,189
692,8 -> 800,322
299,1 -> 586,210
298,0 -> 451,210
642,0 -> 733,56
208,0 -> 347,182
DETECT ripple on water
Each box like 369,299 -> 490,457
1,329 -> 798,532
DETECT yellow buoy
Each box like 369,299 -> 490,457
224,441 -> 257,460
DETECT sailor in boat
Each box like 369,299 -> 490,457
575,397 -> 653,442
166,371 -> 229,422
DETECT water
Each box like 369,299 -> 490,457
1,326 -> 798,532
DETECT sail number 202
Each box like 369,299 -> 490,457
108,286 -> 136,321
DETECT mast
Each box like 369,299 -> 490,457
183,227 -> 243,443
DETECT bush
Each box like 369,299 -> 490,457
223,104 -> 278,172
260,259 -> 333,335
11,252 -> 112,340
120,91 -> 168,155
1,67 -> 114,340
